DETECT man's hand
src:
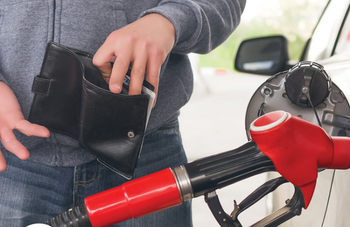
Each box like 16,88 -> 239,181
0,82 -> 50,171
93,13 -> 175,105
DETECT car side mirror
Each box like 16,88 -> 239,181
234,36 -> 289,75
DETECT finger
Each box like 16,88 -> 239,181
1,129 -> 30,160
129,48 -> 148,95
16,120 -> 50,138
0,151 -> 7,171
146,67 -> 160,107
109,50 -> 132,94
146,53 -> 162,107
93,49 -> 114,82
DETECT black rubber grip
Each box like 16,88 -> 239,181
184,141 -> 275,197
46,204 -> 92,227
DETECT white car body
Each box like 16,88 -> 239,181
235,0 -> 350,226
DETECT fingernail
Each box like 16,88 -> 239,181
110,83 -> 121,93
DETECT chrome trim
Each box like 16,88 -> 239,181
172,166 -> 194,201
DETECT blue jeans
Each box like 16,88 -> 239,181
0,121 -> 192,227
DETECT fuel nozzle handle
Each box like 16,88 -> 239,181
46,141 -> 274,227
79,142 -> 274,227
177,141 -> 275,199
46,111 -> 350,227
249,111 -> 350,208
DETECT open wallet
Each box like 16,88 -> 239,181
28,42 -> 155,179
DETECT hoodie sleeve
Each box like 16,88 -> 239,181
140,0 -> 246,54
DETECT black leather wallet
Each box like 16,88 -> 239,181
29,42 -> 155,179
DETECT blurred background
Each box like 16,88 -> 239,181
179,0 -> 329,226
198,0 -> 328,70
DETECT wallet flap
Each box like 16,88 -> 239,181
29,42 -> 84,138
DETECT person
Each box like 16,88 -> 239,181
0,0 -> 246,226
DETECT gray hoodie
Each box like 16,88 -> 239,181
0,0 -> 246,167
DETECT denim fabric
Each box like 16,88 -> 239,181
0,121 -> 192,227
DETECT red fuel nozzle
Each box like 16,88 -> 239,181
249,111 -> 350,208
84,168 -> 182,227
47,111 -> 350,227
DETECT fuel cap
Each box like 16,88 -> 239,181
285,61 -> 331,108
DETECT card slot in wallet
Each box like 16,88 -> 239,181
29,42 -> 155,179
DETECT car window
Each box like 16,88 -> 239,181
304,0 -> 349,61
335,8 -> 350,54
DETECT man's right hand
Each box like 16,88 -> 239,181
0,82 -> 50,171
